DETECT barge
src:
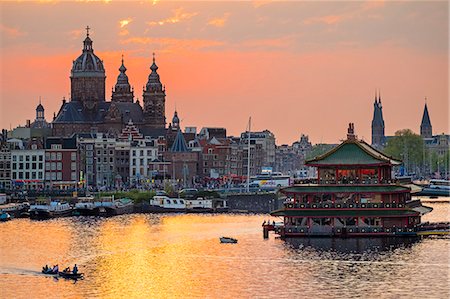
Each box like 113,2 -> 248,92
267,124 -> 438,238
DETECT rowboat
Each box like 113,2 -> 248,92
220,237 -> 238,244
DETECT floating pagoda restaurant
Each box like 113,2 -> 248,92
269,124 -> 424,238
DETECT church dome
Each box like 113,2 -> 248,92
71,27 -> 105,78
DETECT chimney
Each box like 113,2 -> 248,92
347,123 -> 356,140
26,120 -> 31,128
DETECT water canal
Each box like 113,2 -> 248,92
0,199 -> 448,298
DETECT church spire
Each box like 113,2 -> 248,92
111,55 -> 133,103
371,90 -> 385,148
420,99 -> 432,138
83,25 -> 93,52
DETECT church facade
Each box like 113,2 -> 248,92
52,28 -> 167,137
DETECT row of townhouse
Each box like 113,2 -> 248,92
0,123 -> 299,190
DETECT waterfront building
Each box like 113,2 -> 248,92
163,129 -> 199,186
8,101 -> 52,140
11,139 -> 45,189
114,140 -> 131,188
241,139 -> 263,176
198,137 -> 231,178
271,123 -> 420,237
275,134 -> 312,176
229,138 -> 244,177
241,130 -> 276,169
44,136 -> 78,189
94,134 -> 117,188
77,134 -> 96,189
0,130 -> 12,190
371,92 -> 385,148
52,28 -> 167,137
129,138 -> 159,186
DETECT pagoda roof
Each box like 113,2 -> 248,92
306,139 -> 401,167
281,184 -> 410,194
270,208 -> 419,217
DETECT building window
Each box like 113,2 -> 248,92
57,162 -> 62,170
51,162 -> 56,170
26,156 -> 30,162
51,172 -> 56,180
39,155 -> 43,161
71,152 -> 76,161
51,144 -> 62,150
32,155 -> 37,162
57,153 -> 62,160
71,172 -> 76,180
38,172 -> 43,179
45,173 -> 51,180
51,153 -> 56,160
71,162 -> 76,171
45,152 -> 50,160
57,172 -> 62,180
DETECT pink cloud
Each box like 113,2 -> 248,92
1,24 -> 26,38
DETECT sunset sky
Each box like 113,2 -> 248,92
0,0 -> 448,144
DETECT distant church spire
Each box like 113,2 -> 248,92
371,90 -> 385,148
420,99 -> 432,138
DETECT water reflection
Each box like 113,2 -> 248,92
0,203 -> 448,298
284,237 -> 419,253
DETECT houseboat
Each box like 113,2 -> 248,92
269,124 -> 429,238
146,195 -> 215,213
92,197 -> 134,217
0,202 -> 30,218
74,196 -> 96,216
30,200 -> 73,220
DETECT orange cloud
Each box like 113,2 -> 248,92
121,37 -> 224,52
147,7 -> 198,26
304,14 -> 346,25
1,24 -> 26,38
240,36 -> 295,50
67,29 -> 83,40
119,18 -> 132,28
208,13 -> 230,28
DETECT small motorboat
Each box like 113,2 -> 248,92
220,237 -> 238,244
0,212 -> 11,222
58,271 -> 84,280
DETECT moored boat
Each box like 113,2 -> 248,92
30,200 -> 73,220
74,196 -> 96,216
0,212 -> 12,222
92,197 -> 134,217
0,202 -> 30,218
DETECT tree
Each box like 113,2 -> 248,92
383,129 -> 424,175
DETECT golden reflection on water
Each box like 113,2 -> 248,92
0,203 -> 449,298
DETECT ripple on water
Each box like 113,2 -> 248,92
0,203 -> 449,298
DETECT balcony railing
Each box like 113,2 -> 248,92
282,225 -> 415,234
283,202 -> 404,209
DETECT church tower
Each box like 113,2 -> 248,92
70,26 -> 106,111
111,55 -> 134,103
371,91 -> 385,148
143,53 -> 166,128
420,101 -> 432,138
